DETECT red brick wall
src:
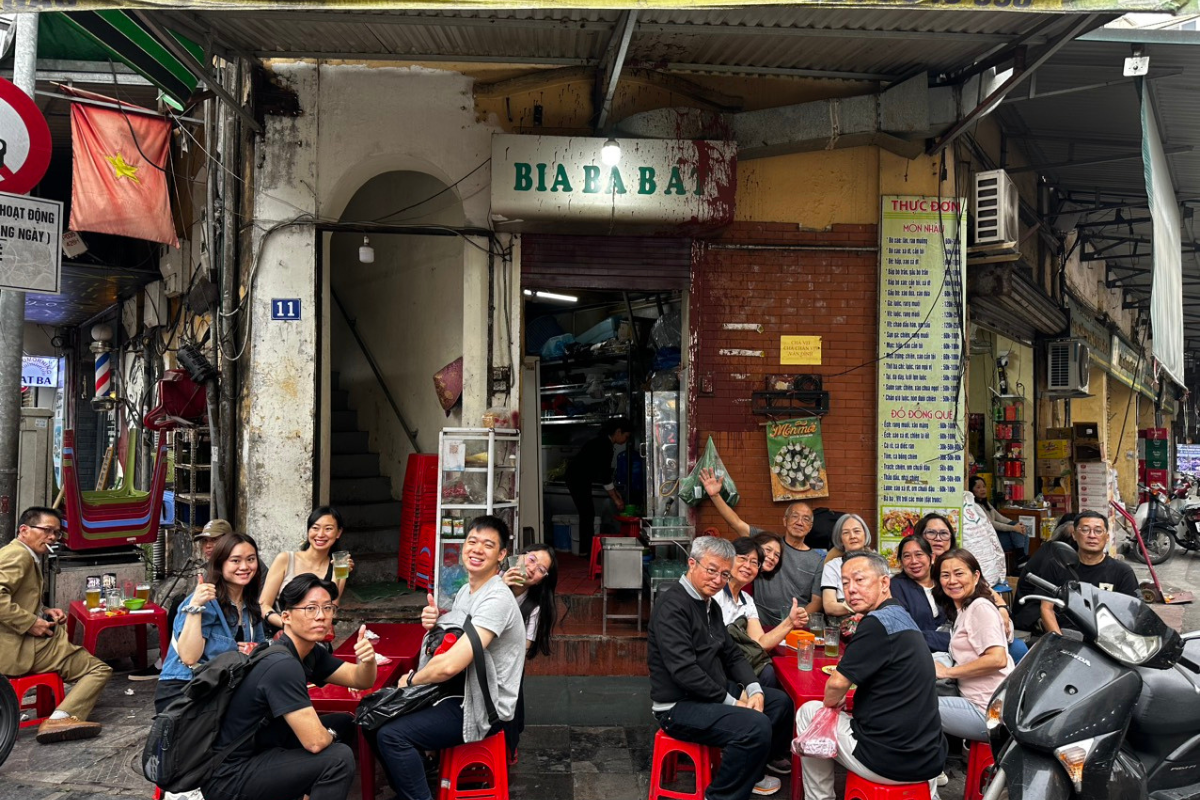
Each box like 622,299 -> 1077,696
689,221 -> 879,537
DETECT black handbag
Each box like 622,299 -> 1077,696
355,616 -> 498,732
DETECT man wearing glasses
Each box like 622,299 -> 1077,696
648,536 -> 793,799
1038,510 -> 1137,636
699,467 -> 825,627
0,506 -> 113,743
202,573 -> 377,800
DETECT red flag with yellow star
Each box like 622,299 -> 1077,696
69,94 -> 178,247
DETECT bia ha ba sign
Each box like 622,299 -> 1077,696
490,135 -> 736,233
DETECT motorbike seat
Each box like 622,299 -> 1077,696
1133,639 -> 1200,735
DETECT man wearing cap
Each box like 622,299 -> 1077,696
128,519 -> 233,682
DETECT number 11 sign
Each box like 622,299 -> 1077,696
271,298 -> 301,320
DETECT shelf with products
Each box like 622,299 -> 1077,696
435,428 -> 521,610
992,395 -> 1028,501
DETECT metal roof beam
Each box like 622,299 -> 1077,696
1002,70 -> 1182,105
1009,146 -> 1192,175
1076,216 -> 1154,229
929,14 -> 1102,156
634,22 -> 1031,44
653,62 -> 896,82
255,51 -> 592,67
212,11 -> 614,33
165,11 -> 264,68
596,10 -> 636,132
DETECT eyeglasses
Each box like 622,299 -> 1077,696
525,553 -> 549,579
923,530 -> 952,540
698,564 -> 732,581
1076,526 -> 1107,535
289,604 -> 337,619
27,524 -> 62,538
734,554 -> 760,569
785,513 -> 814,523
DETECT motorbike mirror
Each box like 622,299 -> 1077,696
1047,540 -> 1080,569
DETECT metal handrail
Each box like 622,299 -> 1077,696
331,289 -> 420,453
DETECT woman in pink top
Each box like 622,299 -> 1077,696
931,548 -> 1014,741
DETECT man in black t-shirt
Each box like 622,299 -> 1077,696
795,552 -> 946,800
203,573 -> 379,800
565,417 -> 631,558
1039,510 -> 1138,636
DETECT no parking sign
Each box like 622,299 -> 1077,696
0,76 -> 50,196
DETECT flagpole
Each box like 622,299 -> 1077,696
0,11 -> 38,542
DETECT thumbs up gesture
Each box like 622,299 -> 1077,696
788,597 -> 809,630
353,624 -> 376,665
192,572 -> 216,606
421,592 -> 439,631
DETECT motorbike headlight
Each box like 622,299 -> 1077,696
986,689 -> 1005,731
1054,737 -> 1097,793
1094,606 -> 1161,665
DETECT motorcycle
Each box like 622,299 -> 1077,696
983,542 -> 1200,800
1134,484 -> 1200,561
0,675 -> 16,768
1120,489 -> 1178,565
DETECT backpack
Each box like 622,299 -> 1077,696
141,641 -> 286,792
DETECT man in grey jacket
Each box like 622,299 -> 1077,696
375,516 -> 524,800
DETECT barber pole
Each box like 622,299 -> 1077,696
93,350 -> 111,399
89,323 -> 116,410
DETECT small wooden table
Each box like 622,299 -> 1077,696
771,654 -> 856,800
66,600 -> 169,668
309,656 -> 402,800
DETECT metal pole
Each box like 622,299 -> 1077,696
0,12 -> 38,541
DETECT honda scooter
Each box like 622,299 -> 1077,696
983,542 -> 1200,800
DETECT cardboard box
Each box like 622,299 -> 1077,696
1074,441 -> 1105,462
1037,440 -> 1072,459
1140,427 -> 1169,441
1041,476 -> 1073,495
1146,469 -> 1170,491
1073,422 -> 1101,440
1036,457 -> 1073,477
1045,427 -> 1073,441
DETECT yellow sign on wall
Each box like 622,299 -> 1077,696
780,335 -> 822,365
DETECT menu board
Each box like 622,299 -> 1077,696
876,196 -> 967,569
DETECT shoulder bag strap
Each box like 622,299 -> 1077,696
462,615 -> 499,726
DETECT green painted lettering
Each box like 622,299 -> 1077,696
582,165 -> 601,193
550,164 -> 573,193
606,167 -> 626,194
664,167 -> 687,195
514,163 -> 533,192
692,166 -> 706,197
638,167 -> 657,195
536,163 -> 548,192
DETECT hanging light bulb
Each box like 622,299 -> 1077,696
601,137 -> 621,167
359,236 -> 375,264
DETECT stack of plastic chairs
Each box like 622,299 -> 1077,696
399,454 -> 439,589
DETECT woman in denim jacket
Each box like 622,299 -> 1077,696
154,532 -> 265,712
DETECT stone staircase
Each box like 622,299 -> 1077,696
329,372 -> 404,583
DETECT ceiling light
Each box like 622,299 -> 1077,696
525,290 -> 578,304
601,137 -> 621,167
359,236 -> 374,264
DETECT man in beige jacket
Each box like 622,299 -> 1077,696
1,506 -> 112,743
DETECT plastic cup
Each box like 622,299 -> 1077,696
332,551 -> 351,582
824,624 -> 841,658
797,639 -> 815,671
506,555 -> 526,584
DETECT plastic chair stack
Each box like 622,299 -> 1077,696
399,454 -> 439,589
61,429 -> 169,551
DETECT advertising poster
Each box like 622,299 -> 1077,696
767,417 -> 829,502
876,196 -> 967,569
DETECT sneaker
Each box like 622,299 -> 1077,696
127,665 -> 161,681
936,771 -> 950,787
752,775 -> 782,796
766,757 -> 792,775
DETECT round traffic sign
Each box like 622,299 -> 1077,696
0,77 -> 51,196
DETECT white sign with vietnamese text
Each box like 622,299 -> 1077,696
0,191 -> 62,293
490,135 -> 736,231
21,356 -> 57,387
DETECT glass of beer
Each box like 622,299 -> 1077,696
332,551 -> 351,582
85,586 -> 101,610
136,583 -> 151,602
506,555 -> 527,584
824,623 -> 841,658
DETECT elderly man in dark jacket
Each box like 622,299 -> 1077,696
648,536 -> 794,800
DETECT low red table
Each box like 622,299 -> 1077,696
333,621 -> 424,674
772,654 -> 856,800
310,656 -> 401,800
67,600 -> 169,669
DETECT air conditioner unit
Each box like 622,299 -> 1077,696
1047,339 -> 1091,395
974,169 -> 1019,245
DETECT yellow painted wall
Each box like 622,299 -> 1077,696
1108,380 -> 1139,505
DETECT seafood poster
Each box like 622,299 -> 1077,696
767,417 -> 829,502
875,196 -> 967,570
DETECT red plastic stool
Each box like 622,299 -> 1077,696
8,672 -> 64,729
844,772 -> 931,800
650,730 -> 719,800
438,733 -> 509,800
964,740 -> 996,800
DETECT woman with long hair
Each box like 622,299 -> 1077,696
500,543 -> 558,758
888,535 -> 950,652
931,548 -> 1014,742
155,531 -> 266,712
260,506 -> 353,633
970,475 -> 1027,561
751,531 -> 784,579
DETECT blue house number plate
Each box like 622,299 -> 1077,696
271,299 -> 302,320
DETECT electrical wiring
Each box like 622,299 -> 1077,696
367,157 -> 492,223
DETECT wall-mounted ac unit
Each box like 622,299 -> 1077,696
1047,339 -> 1091,395
974,169 -> 1019,245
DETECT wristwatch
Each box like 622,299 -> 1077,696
326,727 -> 339,742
